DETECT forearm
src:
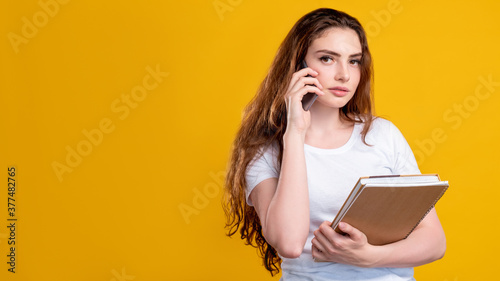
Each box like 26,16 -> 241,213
265,131 -> 310,257
369,210 -> 446,268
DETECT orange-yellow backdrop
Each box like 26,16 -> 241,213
1,0 -> 499,280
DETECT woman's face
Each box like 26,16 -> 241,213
304,27 -> 362,109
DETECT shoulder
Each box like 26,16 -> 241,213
245,143 -> 280,205
361,117 -> 420,174
250,142 -> 279,166
363,117 -> 398,140
368,117 -> 396,132
360,117 -> 412,150
246,142 -> 280,177
354,115 -> 394,131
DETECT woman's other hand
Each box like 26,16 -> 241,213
311,221 -> 380,267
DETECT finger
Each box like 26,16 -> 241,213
338,222 -> 364,242
294,74 -> 324,90
293,67 -> 318,79
314,225 -> 330,242
288,68 -> 315,92
313,228 -> 336,254
286,79 -> 322,100
311,237 -> 326,253
319,221 -> 339,244
311,243 -> 326,261
300,76 -> 324,90
300,67 -> 319,78
286,86 -> 325,109
300,86 -> 325,98
288,68 -> 321,93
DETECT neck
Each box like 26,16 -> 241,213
307,103 -> 351,135
304,103 -> 355,149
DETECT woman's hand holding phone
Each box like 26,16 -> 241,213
300,61 -> 320,111
284,63 -> 324,140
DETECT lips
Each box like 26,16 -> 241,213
328,86 -> 350,97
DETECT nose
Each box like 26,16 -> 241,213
334,62 -> 350,82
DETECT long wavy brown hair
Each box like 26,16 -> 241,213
223,8 -> 375,276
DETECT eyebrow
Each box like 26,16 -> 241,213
315,49 -> 362,58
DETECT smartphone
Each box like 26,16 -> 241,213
300,60 -> 318,111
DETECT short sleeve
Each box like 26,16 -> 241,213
389,122 -> 421,175
245,145 -> 279,206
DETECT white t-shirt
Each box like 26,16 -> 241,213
245,118 -> 420,281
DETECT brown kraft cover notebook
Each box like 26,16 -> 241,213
330,174 -> 449,246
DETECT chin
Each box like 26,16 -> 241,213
315,98 -> 350,109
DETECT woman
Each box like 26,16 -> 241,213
223,8 -> 446,280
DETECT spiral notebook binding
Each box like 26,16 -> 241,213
404,183 -> 449,239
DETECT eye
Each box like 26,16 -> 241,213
350,59 -> 361,66
320,56 -> 333,64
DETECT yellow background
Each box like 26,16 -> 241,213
1,0 -> 499,280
